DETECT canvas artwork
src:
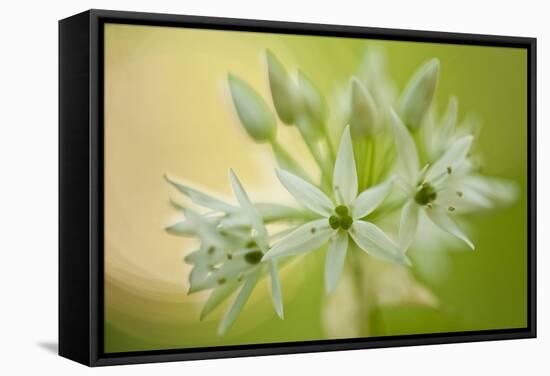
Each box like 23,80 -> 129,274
102,23 -> 528,353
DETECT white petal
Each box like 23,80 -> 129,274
165,174 -> 236,212
276,168 -> 333,216
218,213 -> 250,229
269,261 -> 284,319
189,264 -> 210,291
324,231 -> 349,294
458,188 -> 494,210
200,280 -> 240,320
398,200 -> 419,252
436,183 -> 492,212
350,220 -> 410,266
165,219 -> 196,236
184,244 -> 225,265
229,169 -> 269,251
255,203 -> 303,222
188,257 -> 254,293
218,269 -> 261,335
182,208 -> 226,248
425,206 -> 475,250
394,175 -> 415,195
219,203 -> 302,230
333,125 -> 358,205
183,249 -> 204,264
390,108 -> 419,184
426,135 -> 473,183
462,175 -> 519,207
263,219 -> 334,261
440,96 -> 458,141
352,179 -> 393,219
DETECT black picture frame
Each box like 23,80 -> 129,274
59,9 -> 537,367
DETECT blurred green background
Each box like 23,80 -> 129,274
103,23 -> 527,353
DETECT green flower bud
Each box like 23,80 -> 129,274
399,58 -> 440,131
294,115 -> 322,141
266,50 -> 297,125
228,73 -> 277,142
297,70 -> 328,125
294,71 -> 328,140
349,77 -> 379,137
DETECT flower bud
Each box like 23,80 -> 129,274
399,58 -> 439,131
349,77 -> 379,137
295,115 -> 320,141
266,50 -> 297,125
228,73 -> 277,142
297,70 -> 328,125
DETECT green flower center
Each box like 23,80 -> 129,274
244,250 -> 263,265
329,205 -> 353,230
414,183 -> 437,206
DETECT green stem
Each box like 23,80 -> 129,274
361,138 -> 373,189
366,197 -> 407,222
367,139 -> 376,187
322,123 -> 336,163
355,138 -> 367,192
375,136 -> 395,183
296,127 -> 332,191
270,139 -> 313,183
349,247 -> 370,336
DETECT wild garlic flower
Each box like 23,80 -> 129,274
165,49 -> 519,336
263,126 -> 409,293
390,108 -> 476,251
419,97 -> 518,215
165,170 -> 283,334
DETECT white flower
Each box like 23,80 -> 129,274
164,173 -> 301,233
263,126 -> 409,294
165,170 -> 284,335
420,97 -> 518,214
390,108 -> 476,251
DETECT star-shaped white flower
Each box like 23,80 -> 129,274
390,108 -> 476,252
263,126 -> 409,294
165,170 -> 283,335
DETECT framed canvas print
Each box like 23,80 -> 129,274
59,9 -> 536,366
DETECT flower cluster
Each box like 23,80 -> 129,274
165,49 -> 517,335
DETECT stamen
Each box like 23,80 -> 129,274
426,203 -> 433,209
448,206 -> 455,212
430,166 -> 455,186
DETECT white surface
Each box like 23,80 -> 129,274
0,0 -> 547,374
